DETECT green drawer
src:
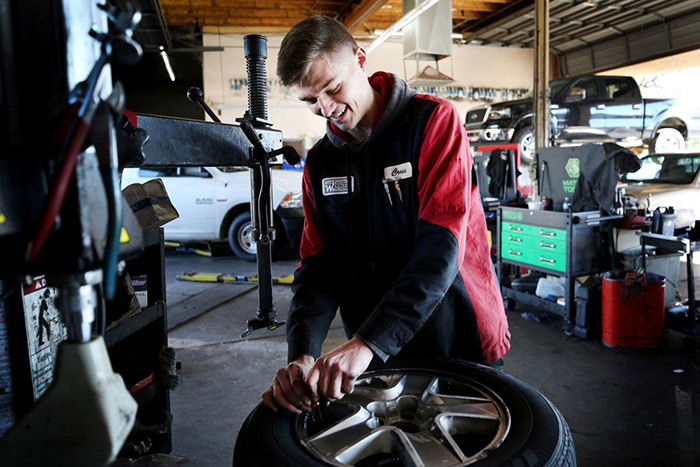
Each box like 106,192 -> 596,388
502,242 -> 566,273
502,222 -> 530,236
502,244 -> 533,263
530,251 -> 566,272
532,237 -> 566,255
502,231 -> 529,245
532,226 -> 567,241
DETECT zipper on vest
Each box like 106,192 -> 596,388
364,150 -> 375,271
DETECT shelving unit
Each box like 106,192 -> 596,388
497,207 -> 613,337
106,227 -> 171,455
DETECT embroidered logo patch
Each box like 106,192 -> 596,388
383,162 -> 413,181
322,176 -> 354,196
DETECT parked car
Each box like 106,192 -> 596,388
120,166 -> 304,261
464,75 -> 700,164
620,153 -> 700,219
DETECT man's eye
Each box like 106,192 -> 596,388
328,87 -> 340,95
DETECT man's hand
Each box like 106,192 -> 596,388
307,337 -> 374,401
262,355 -> 315,414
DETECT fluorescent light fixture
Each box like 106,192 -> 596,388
159,46 -> 175,82
451,33 -> 463,39
366,0 -> 442,53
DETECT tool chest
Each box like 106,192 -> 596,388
497,207 -> 612,336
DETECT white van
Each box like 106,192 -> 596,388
121,166 -> 304,261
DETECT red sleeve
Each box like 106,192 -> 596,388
298,163 -> 324,259
416,96 -> 472,264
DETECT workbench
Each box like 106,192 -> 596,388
497,206 -> 614,336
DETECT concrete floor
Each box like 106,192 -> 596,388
163,244 -> 700,467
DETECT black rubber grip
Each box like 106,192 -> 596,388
243,35 -> 268,121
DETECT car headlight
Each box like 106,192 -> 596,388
280,191 -> 303,209
488,108 -> 511,119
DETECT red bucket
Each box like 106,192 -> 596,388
602,272 -> 665,349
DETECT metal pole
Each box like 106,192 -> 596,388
532,0 -> 550,199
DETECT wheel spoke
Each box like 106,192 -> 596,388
422,377 -> 501,420
406,429 -> 466,465
351,374 -> 409,401
429,396 -> 501,420
306,406 -> 378,458
335,426 -> 425,467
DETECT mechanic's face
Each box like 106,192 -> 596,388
293,48 -> 371,133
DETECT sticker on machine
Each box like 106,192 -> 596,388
322,176 -> 354,196
383,162 -> 413,181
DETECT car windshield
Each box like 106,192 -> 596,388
624,154 -> 700,184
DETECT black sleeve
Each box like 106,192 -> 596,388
286,250 -> 339,362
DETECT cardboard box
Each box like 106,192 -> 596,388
122,178 -> 179,230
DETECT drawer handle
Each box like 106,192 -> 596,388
539,230 -> 556,237
508,236 -> 522,242
539,256 -> 555,264
508,250 -> 522,256
539,242 -> 555,249
508,226 -> 523,231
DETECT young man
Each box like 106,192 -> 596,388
262,16 -> 510,415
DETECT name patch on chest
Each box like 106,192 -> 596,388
383,162 -> 413,181
322,176 -> 354,196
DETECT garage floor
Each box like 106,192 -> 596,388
163,245 -> 700,467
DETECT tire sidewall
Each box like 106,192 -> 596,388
512,126 -> 535,165
651,128 -> 685,153
234,359 -> 573,466
228,212 -> 256,261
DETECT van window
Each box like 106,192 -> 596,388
139,167 -> 178,177
180,167 -> 212,178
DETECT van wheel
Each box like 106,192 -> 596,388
233,359 -> 576,466
650,128 -> 685,153
227,212 -> 279,261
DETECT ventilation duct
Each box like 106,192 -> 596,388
407,65 -> 455,87
402,0 -> 455,87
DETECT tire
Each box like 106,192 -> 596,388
512,126 -> 535,166
650,128 -> 685,153
227,212 -> 277,262
233,359 -> 576,466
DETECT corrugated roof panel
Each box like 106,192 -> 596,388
627,23 -> 669,62
592,38 -> 628,70
669,10 -> 700,50
563,48 -> 594,76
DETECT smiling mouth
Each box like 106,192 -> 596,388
331,106 -> 347,122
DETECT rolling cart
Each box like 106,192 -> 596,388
497,206 -> 615,336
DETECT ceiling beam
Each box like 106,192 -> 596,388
201,25 -> 291,33
168,15 -> 307,26
344,0 -> 389,33
452,0 -> 514,9
459,0 -> 533,36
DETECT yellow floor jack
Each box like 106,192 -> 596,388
177,270 -> 295,285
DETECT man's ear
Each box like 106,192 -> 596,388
355,47 -> 368,72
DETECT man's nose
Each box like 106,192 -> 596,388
318,96 -> 335,118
